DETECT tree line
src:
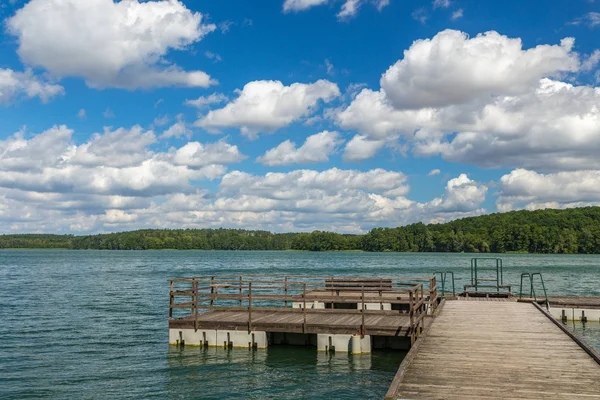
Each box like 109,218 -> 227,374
2,207 -> 600,253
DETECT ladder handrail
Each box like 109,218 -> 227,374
519,272 -> 549,310
435,271 -> 455,296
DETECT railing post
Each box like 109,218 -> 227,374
210,276 -> 215,311
248,282 -> 252,333
239,276 -> 243,307
169,280 -> 174,318
284,276 -> 288,308
409,290 -> 415,345
302,283 -> 307,333
193,278 -> 198,332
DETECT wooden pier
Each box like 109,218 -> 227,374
386,299 -> 600,399
169,275 -> 438,351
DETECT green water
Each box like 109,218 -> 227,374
0,250 -> 599,399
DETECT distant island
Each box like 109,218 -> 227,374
2,207 -> 600,254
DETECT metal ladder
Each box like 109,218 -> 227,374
519,273 -> 549,310
435,271 -> 456,297
463,258 -> 512,295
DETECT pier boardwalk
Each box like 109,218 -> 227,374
386,299 -> 600,400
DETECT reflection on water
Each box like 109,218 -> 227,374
166,346 -> 405,400
566,321 -> 600,351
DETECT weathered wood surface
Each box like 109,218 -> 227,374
389,300 -> 600,399
169,310 -> 414,336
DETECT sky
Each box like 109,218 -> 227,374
0,0 -> 599,234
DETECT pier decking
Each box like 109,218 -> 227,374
386,300 -> 600,399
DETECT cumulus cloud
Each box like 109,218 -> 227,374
343,135 -> 386,161
428,169 -> 441,176
497,169 -> 600,211
0,68 -> 64,104
7,0 -> 216,89
160,121 -> 192,139
257,131 -> 342,166
426,174 -> 487,213
0,125 -> 244,201
334,30 -> 600,171
380,30 -> 578,109
195,80 -> 340,138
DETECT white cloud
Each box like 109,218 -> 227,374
380,30 -> 578,109
195,80 -> 340,138
283,0 -> 328,12
160,121 -> 191,139
497,169 -> 600,211
337,0 -> 362,20
0,125 -> 244,201
205,51 -> 222,63
343,135 -> 386,161
426,174 -> 487,213
70,126 -> 157,167
257,131 -> 342,166
570,12 -> 600,28
428,169 -> 441,176
451,8 -> 463,20
283,0 -> 388,18
77,109 -> 86,119
167,140 -> 247,168
411,8 -> 428,24
433,0 -> 451,9
373,0 -> 390,11
0,68 -> 64,104
185,93 -> 228,108
325,59 -> 335,76
334,30 -> 599,170
7,0 -> 216,89
103,108 -> 115,119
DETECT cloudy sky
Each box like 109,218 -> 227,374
0,0 -> 599,234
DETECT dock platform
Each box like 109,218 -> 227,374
386,300 -> 600,399
169,275 -> 438,352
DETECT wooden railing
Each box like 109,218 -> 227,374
169,275 -> 438,343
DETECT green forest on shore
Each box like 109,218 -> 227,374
2,207 -> 600,253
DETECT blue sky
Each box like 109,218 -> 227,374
0,0 -> 599,234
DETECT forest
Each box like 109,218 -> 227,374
2,207 -> 600,253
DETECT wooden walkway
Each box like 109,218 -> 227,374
387,300 -> 600,399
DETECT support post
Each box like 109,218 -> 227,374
361,285 -> 366,337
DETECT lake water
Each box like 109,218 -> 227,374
1,250 -> 599,399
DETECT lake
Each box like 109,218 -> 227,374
1,250 -> 599,399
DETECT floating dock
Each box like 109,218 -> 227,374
169,275 -> 438,353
